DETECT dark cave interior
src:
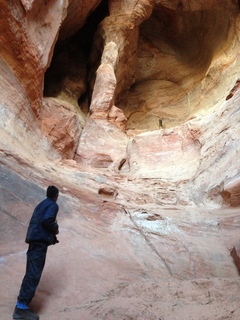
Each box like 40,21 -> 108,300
43,0 -> 109,114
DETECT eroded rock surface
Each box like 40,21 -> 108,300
1,1 -> 240,319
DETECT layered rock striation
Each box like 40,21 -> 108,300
1,1 -> 240,319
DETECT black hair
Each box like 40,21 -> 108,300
46,185 -> 59,199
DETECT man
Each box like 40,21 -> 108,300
13,185 -> 60,320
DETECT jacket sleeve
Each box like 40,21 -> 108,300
41,203 -> 59,233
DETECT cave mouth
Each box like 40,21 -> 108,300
43,0 -> 109,115
44,3 -> 239,133
117,5 -> 240,131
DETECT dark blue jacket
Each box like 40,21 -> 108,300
25,197 -> 59,245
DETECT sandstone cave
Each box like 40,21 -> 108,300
0,1 -> 240,319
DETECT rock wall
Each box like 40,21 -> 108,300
1,0 -> 240,206
1,2 -> 240,319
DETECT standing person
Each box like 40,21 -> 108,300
13,185 -> 60,320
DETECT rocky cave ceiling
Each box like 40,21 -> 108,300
44,0 -> 240,132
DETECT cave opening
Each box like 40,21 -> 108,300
118,5 -> 240,132
43,0 -> 109,115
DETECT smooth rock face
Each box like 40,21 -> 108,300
1,163 -> 240,320
125,126 -> 201,180
1,1 -> 240,319
75,118 -> 128,169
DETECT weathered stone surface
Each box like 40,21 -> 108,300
231,244 -> 240,274
42,97 -> 83,159
108,105 -> 127,131
0,0 -> 67,116
1,164 -> 240,320
58,0 -> 102,40
1,0 -> 240,319
222,174 -> 240,207
90,62 -> 117,117
98,185 -> 118,198
156,0 -> 238,10
75,118 -> 128,169
125,125 -> 201,180
118,4 -> 240,130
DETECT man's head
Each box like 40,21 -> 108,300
46,185 -> 59,201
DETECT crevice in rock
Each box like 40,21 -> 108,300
230,246 -> 240,275
98,185 -> 118,199
226,79 -> 240,100
221,174 -> 240,207
118,158 -> 127,171
43,0 -> 109,115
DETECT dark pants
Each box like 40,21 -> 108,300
17,242 -> 48,305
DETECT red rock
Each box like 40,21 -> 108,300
1,1 -> 240,319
